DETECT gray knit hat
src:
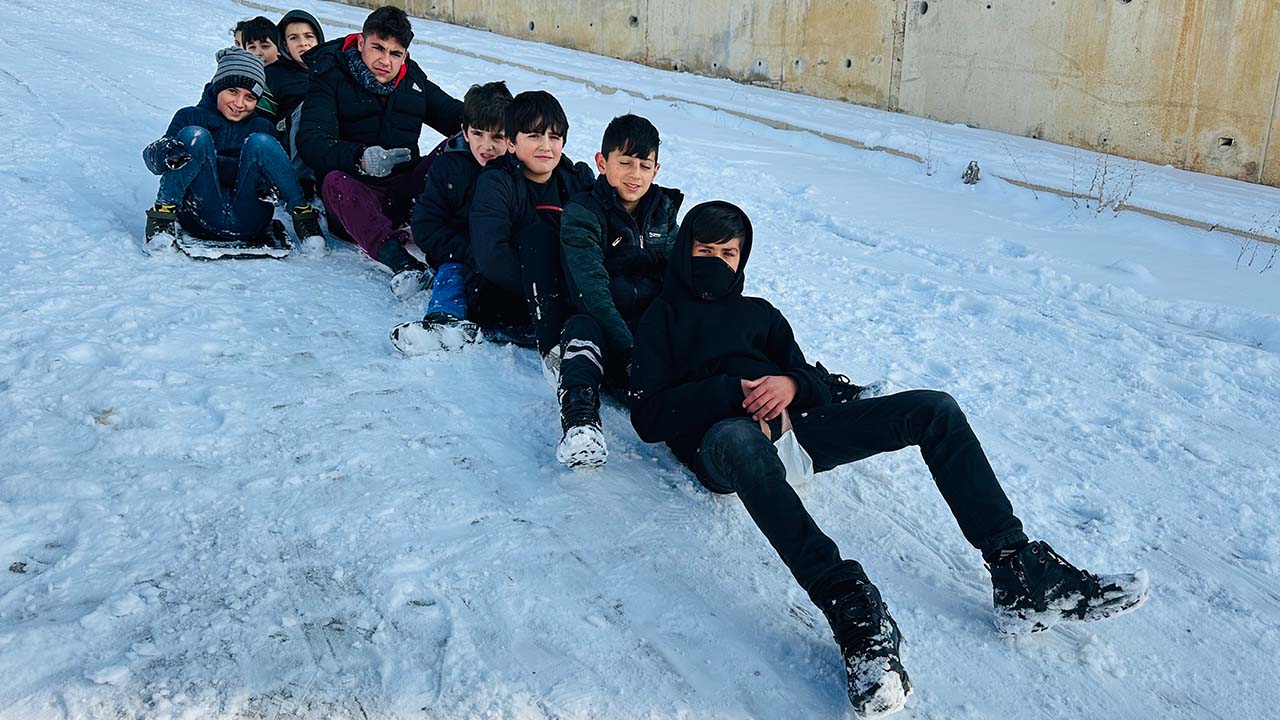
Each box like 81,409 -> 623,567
210,47 -> 266,98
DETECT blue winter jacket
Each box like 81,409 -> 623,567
143,84 -> 277,187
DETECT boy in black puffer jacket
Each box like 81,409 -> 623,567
265,10 -> 325,199
390,82 -> 518,354
553,114 -> 683,469
141,48 -> 323,254
629,201 -> 1148,718
468,90 -> 595,356
297,7 -> 462,292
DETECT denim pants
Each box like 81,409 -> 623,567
158,126 -> 303,241
694,390 -> 1028,600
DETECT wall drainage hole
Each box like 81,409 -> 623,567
1219,137 -> 1235,147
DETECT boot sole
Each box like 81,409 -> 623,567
390,321 -> 479,355
995,569 -> 1150,634
556,427 -> 607,469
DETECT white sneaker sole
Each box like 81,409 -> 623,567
390,320 -> 479,355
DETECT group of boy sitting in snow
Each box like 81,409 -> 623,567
142,6 -> 1149,716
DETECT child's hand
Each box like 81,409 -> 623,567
742,375 -> 798,422
160,138 -> 191,170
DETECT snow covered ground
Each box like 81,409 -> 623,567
1,0 -> 1278,717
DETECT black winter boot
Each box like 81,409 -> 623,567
389,311 -> 480,354
988,540 -> 1149,634
556,385 -> 606,469
290,205 -> 326,254
144,203 -> 178,252
819,577 -> 911,717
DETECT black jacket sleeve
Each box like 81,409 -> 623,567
763,306 -> 832,412
468,171 -> 523,296
410,159 -> 470,267
561,201 -> 635,354
296,71 -> 364,176
629,304 -> 747,444
419,78 -> 464,138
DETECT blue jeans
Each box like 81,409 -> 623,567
426,262 -> 468,318
158,126 -> 304,240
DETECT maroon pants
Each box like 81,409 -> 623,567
320,155 -> 435,261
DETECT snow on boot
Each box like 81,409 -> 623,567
290,205 -> 326,255
541,344 -> 563,392
988,540 -> 1149,635
820,579 -> 911,718
390,268 -> 429,300
390,312 -> 480,354
144,203 -> 178,253
556,386 -> 607,469
815,361 -> 871,404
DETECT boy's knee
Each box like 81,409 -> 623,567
176,126 -> 212,149
244,132 -> 283,155
915,389 -> 961,417
698,418 -> 778,486
562,314 -> 603,340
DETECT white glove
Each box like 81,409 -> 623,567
361,146 -> 412,177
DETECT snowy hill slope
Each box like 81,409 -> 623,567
1,0 -> 1277,717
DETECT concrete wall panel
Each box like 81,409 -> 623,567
780,0 -> 898,107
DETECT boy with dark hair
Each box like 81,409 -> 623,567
467,90 -> 595,359
297,5 -> 463,296
629,201 -> 1148,717
265,10 -> 326,200
141,48 -> 324,253
390,81 -> 518,352
553,114 -> 682,468
232,17 -> 281,119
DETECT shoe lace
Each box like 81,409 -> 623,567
829,583 -> 889,649
561,387 -> 600,428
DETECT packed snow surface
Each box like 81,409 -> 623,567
2,0 -> 1278,718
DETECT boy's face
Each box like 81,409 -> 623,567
464,125 -> 506,166
508,124 -> 564,181
283,21 -> 318,65
358,33 -> 407,84
242,37 -> 279,65
216,87 -> 260,122
595,148 -> 658,212
692,236 -> 742,273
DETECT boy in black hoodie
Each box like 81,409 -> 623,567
390,81 -> 517,352
266,10 -> 325,199
468,90 -> 595,358
553,114 -> 683,468
629,202 -> 1148,717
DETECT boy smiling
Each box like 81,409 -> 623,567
554,114 -> 683,468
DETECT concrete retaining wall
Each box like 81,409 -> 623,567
343,0 -> 1280,188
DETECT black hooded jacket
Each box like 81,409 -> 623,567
264,10 -> 325,137
629,201 -> 832,467
296,33 -> 463,178
409,131 -> 480,268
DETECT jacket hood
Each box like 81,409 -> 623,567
444,131 -> 471,154
197,82 -> 218,111
664,200 -> 753,302
277,10 -> 326,63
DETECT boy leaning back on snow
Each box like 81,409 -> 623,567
142,48 -> 324,254
628,201 -> 1149,718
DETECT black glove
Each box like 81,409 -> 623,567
159,137 -> 191,170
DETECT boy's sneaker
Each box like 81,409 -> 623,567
988,540 -> 1149,635
815,362 -> 871,404
144,203 -> 178,253
556,386 -> 607,469
390,312 -> 480,354
819,578 -> 911,718
390,268 -> 431,300
290,205 -> 326,255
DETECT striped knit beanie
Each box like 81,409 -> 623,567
210,47 -> 266,98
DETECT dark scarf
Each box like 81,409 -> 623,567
344,47 -> 397,97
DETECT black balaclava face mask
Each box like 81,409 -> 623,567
689,255 -> 738,301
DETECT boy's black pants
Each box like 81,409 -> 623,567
558,314 -> 631,393
693,390 -> 1028,602
516,223 -> 568,356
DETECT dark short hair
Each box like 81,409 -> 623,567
363,6 -> 414,48
504,90 -> 569,141
601,114 -> 660,161
689,204 -> 747,246
463,82 -> 514,134
233,16 -> 279,48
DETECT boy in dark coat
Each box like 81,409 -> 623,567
265,10 -> 325,199
629,201 -> 1148,717
467,90 -> 595,357
553,114 -> 683,468
390,81 -> 518,353
296,6 -> 463,294
142,48 -> 324,253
